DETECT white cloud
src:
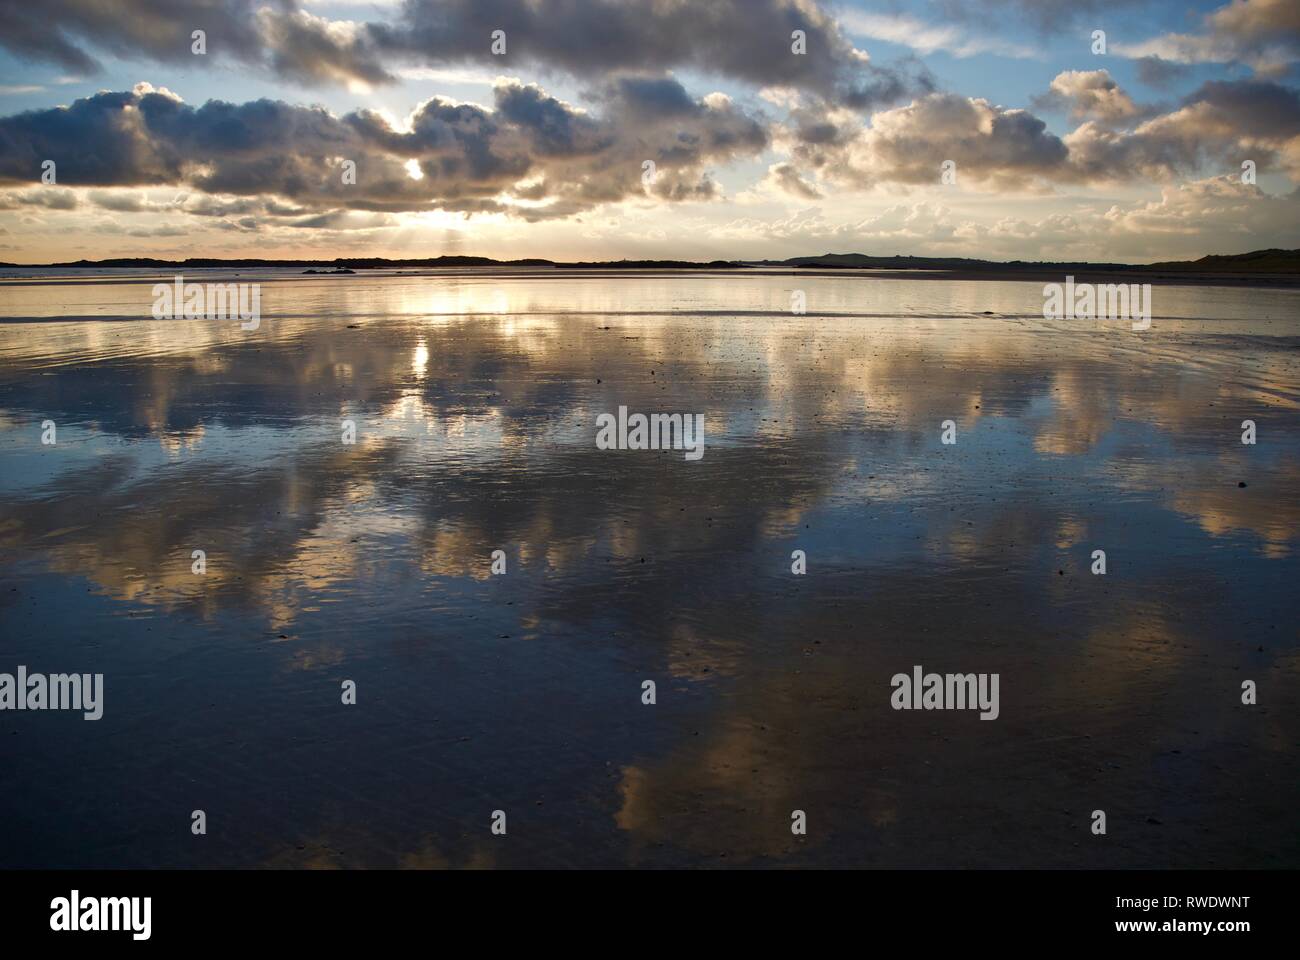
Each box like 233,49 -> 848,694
839,11 -> 1039,60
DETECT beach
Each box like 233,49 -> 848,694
0,268 -> 1296,868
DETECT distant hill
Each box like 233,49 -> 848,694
763,250 -> 1300,275
564,259 -> 742,269
764,253 -> 1133,272
1145,249 -> 1300,273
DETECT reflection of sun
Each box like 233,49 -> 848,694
159,425 -> 205,455
412,340 -> 428,379
383,392 -> 431,426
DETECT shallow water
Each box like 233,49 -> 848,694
0,269 -> 1297,867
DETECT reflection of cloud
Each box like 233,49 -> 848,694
0,442 -> 407,627
1034,368 -> 1113,455
263,829 -> 498,869
0,272 -> 1296,867
613,709 -> 817,864
1055,516 -> 1088,550
2,273 -> 1295,628
1160,457 -> 1300,557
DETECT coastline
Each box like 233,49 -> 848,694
2,263 -> 1300,291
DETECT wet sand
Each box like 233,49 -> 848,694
0,270 -> 1296,867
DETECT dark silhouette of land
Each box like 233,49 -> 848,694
3,249 -> 1298,286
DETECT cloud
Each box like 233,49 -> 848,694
286,209 -> 398,230
839,11 -> 1038,60
1134,56 -> 1192,90
0,78 -> 768,220
371,0 -> 931,108
6,70 -> 1298,228
1101,176 -> 1300,254
0,188 -> 79,209
783,93 -> 1069,189
927,0 -> 1156,35
0,2 -> 392,88
396,67 -> 500,87
87,189 -> 150,212
714,175 -> 1300,261
764,162 -> 822,199
1065,79 -> 1300,182
1036,70 -> 1144,124
1115,0 -> 1300,77
0,0 -> 271,74
257,8 -> 395,87
773,78 -> 1300,192
0,0 -> 932,108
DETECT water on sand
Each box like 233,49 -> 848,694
0,269 -> 1297,867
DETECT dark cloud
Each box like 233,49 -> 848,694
286,210 -> 397,230
374,0 -> 927,107
259,8 -> 395,87
0,78 -> 769,220
0,0 -> 929,108
1181,78 -> 1300,137
604,77 -> 701,120
765,161 -> 822,199
929,0 -> 1156,34
0,87 -> 179,185
0,0 -> 394,86
1135,56 -> 1191,89
0,0 -> 273,73
1065,78 -> 1300,181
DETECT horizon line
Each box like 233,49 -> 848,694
3,248 -> 1299,275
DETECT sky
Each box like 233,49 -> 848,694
0,0 -> 1297,264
